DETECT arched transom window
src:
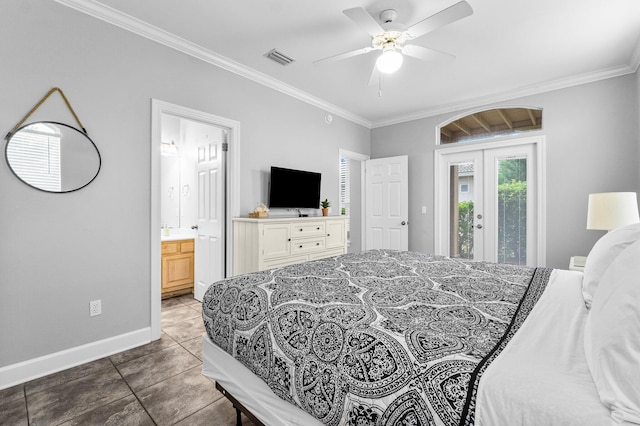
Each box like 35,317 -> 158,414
440,107 -> 542,144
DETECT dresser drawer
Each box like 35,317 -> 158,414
291,222 -> 325,238
291,237 -> 326,255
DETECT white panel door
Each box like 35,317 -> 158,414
365,156 -> 409,250
194,131 -> 225,301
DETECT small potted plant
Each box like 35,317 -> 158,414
321,199 -> 330,216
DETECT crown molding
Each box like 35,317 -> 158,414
53,0 -> 373,129
371,63 -> 637,128
54,0 -> 638,131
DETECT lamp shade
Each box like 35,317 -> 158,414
587,192 -> 640,231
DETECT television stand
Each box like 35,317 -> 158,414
232,216 -> 348,275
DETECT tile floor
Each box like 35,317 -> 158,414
0,294 -> 258,426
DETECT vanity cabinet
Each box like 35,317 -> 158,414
161,239 -> 194,298
233,216 -> 348,275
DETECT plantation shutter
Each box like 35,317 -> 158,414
338,157 -> 351,245
339,157 -> 350,233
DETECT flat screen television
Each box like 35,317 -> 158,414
268,166 -> 321,209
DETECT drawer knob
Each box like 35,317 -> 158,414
317,227 -> 320,230
327,234 -> 330,236
316,243 -> 320,246
299,245 -> 303,248
288,238 -> 291,241
300,228 -> 303,231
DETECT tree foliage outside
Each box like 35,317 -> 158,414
458,200 -> 474,259
497,180 -> 527,264
498,158 -> 526,184
498,158 -> 527,264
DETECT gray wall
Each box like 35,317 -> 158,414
637,69 -> 640,192
371,74 -> 640,269
0,0 -> 369,368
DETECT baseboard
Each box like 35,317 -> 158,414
0,327 -> 151,390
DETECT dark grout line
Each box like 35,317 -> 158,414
109,356 -> 158,426
23,384 -> 30,426
114,349 -> 201,393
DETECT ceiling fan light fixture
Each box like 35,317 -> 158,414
376,48 -> 403,74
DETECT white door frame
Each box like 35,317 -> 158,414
339,149 -> 369,251
434,135 -> 546,266
151,99 -> 240,340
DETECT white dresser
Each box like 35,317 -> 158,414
232,216 -> 348,275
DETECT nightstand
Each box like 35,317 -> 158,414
569,256 -> 587,271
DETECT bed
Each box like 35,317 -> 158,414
202,234 -> 640,425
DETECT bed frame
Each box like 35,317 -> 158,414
215,382 -> 265,426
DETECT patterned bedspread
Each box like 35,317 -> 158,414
202,250 -> 552,425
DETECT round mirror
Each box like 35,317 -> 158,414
5,121 -> 101,193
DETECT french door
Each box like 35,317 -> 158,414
435,138 -> 544,266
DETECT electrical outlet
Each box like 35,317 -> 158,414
89,300 -> 102,317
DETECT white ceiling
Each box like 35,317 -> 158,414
58,0 -> 640,128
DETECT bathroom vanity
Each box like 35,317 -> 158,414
161,237 -> 194,299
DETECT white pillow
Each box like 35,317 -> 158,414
582,223 -> 640,309
584,239 -> 640,423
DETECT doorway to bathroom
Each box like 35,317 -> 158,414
151,100 -> 240,340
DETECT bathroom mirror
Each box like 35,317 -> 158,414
5,121 -> 101,193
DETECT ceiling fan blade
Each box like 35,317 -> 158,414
404,1 -> 473,40
343,7 -> 385,37
402,44 -> 455,63
314,46 -> 374,64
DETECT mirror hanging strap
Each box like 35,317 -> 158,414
5,87 -> 87,141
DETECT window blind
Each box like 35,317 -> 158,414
6,125 -> 61,191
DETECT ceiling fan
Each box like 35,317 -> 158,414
315,1 -> 473,83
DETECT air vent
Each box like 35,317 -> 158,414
265,49 -> 295,66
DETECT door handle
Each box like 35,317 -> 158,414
476,224 -> 483,229
401,221 -> 407,226
191,225 -> 198,230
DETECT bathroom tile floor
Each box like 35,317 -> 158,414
0,294 -> 258,426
